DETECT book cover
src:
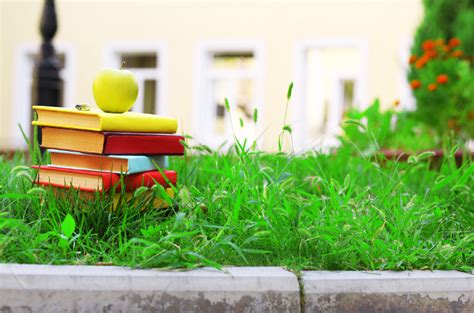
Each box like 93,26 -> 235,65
41,127 -> 185,155
32,165 -> 177,192
48,149 -> 169,174
32,105 -> 178,133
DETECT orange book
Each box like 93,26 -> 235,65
32,165 -> 177,192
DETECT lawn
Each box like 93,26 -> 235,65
0,143 -> 472,272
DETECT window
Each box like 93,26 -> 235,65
196,43 -> 263,148
105,45 -> 165,115
342,80 -> 355,113
13,44 -> 74,149
295,40 -> 368,149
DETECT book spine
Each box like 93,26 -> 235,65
102,172 -> 121,191
124,170 -> 177,191
103,135 -> 185,155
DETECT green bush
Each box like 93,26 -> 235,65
410,40 -> 474,138
411,0 -> 474,57
408,0 -> 474,140
408,41 -> 474,139
339,100 -> 438,153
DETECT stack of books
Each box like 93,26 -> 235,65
31,106 -> 184,208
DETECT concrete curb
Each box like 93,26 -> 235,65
0,264 -> 300,312
0,264 -> 473,313
301,270 -> 474,313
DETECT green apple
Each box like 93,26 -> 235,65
92,68 -> 138,113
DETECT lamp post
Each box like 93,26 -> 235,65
34,0 -> 62,142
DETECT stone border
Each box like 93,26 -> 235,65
0,264 -> 300,313
0,264 -> 473,312
301,270 -> 474,313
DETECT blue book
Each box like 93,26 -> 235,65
48,149 -> 169,174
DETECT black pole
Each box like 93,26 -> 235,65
34,0 -> 62,143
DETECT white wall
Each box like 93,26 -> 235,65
0,0 -> 423,151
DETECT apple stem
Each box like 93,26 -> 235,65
120,61 -> 126,70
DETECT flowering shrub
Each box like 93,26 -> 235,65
408,38 -> 474,139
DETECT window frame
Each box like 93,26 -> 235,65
104,43 -> 167,115
12,43 -> 75,149
194,41 -> 264,148
293,38 -> 369,150
399,36 -> 416,111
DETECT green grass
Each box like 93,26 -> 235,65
0,145 -> 473,271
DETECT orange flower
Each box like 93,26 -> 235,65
435,39 -> 445,46
448,38 -> 461,48
422,40 -> 436,51
410,80 -> 422,89
447,119 -> 457,129
409,55 -> 417,64
442,45 -> 451,53
428,83 -> 438,91
436,74 -> 449,84
425,50 -> 437,58
415,55 -> 429,69
451,50 -> 464,58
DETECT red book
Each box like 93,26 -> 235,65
32,165 -> 177,192
40,127 -> 185,155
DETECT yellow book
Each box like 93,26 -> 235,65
32,106 -> 178,133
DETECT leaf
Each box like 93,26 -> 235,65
239,117 -> 244,128
224,98 -> 230,112
133,186 -> 149,198
407,156 -> 418,164
58,237 -> 69,249
184,251 -> 222,270
0,193 -> 34,199
370,98 -> 381,112
242,248 -> 271,255
218,239 -> 248,263
416,151 -> 435,160
287,82 -> 294,100
450,144 -> 459,157
61,214 -> 76,239
173,212 -> 187,229
27,187 -> 46,195
344,119 -> 366,131
179,139 -> 190,149
433,165 -> 468,191
232,193 -> 241,223
177,187 -> 191,204
253,108 -> 258,123
11,165 -> 30,173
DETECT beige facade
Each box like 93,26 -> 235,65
0,0 -> 422,151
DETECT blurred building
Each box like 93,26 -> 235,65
0,0 -> 422,152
